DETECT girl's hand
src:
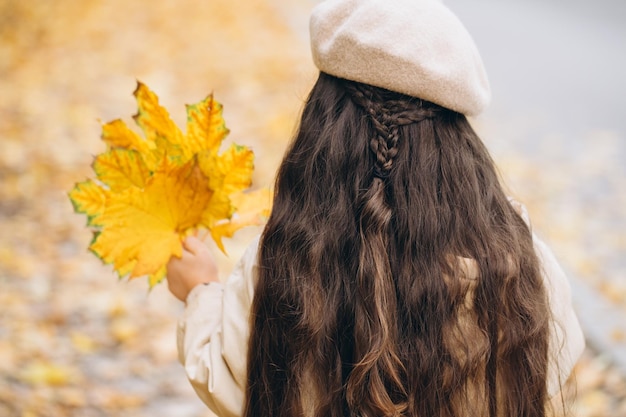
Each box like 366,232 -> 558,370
166,236 -> 219,302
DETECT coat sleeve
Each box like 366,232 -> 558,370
508,197 -> 585,396
176,236 -> 260,417
534,232 -> 586,397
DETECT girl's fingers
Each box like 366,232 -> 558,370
182,236 -> 206,255
194,228 -> 209,241
167,252 -> 185,276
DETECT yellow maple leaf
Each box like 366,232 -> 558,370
90,158 -> 211,283
69,82 -> 271,287
101,118 -> 155,154
211,188 -> 273,252
184,94 -> 230,157
68,180 -> 108,226
199,143 -> 254,195
92,148 -> 150,191
133,82 -> 185,158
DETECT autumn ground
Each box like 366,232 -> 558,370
0,0 -> 624,416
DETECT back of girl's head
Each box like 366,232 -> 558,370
245,72 -> 552,417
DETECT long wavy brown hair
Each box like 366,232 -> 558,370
244,73 -> 552,417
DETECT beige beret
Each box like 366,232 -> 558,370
310,0 -> 491,116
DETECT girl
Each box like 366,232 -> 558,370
167,1 -> 585,416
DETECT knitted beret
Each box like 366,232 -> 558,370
310,0 -> 491,116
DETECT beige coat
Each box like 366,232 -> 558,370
177,214 -> 585,417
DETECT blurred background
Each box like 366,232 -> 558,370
0,0 -> 624,416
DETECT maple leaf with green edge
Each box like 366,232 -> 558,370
69,82 -> 271,287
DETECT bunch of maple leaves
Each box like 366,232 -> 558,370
69,82 -> 270,287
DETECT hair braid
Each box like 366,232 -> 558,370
340,82 -> 440,416
346,83 -> 436,178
